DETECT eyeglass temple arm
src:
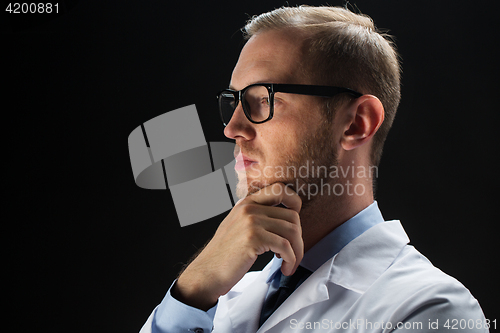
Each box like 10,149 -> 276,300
272,84 -> 362,98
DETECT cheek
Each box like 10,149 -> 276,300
262,129 -> 302,165
258,103 -> 324,162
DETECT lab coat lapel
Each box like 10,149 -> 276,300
257,220 -> 410,332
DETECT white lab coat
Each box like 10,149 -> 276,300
141,220 -> 487,332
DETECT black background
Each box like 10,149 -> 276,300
4,0 -> 499,331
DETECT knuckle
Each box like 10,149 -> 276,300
288,222 -> 300,235
244,213 -> 259,226
243,228 -> 259,244
280,237 -> 291,249
239,202 -> 257,215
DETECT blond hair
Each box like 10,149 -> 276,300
243,5 -> 401,166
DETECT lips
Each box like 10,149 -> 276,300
234,152 -> 258,171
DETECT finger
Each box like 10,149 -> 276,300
263,232 -> 297,276
261,217 -> 304,275
257,205 -> 301,227
251,183 -> 302,214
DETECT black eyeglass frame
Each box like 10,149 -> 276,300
217,83 -> 363,126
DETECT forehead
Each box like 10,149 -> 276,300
230,29 -> 306,90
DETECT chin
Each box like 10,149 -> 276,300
235,173 -> 270,199
235,182 -> 248,199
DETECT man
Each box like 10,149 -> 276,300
140,5 -> 487,332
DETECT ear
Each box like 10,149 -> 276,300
341,95 -> 384,151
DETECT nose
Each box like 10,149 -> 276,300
223,104 -> 256,141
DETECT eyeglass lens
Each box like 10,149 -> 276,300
220,85 -> 271,125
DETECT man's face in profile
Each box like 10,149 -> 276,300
224,29 -> 339,201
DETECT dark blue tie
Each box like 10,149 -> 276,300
259,266 -> 312,327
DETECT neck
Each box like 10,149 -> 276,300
299,177 -> 374,253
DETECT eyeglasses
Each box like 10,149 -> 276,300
217,83 -> 362,126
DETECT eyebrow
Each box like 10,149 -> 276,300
227,81 -> 275,91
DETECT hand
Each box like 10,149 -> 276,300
172,182 -> 303,311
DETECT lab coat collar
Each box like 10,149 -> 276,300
328,220 -> 410,293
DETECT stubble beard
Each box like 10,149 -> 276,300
235,118 -> 338,208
